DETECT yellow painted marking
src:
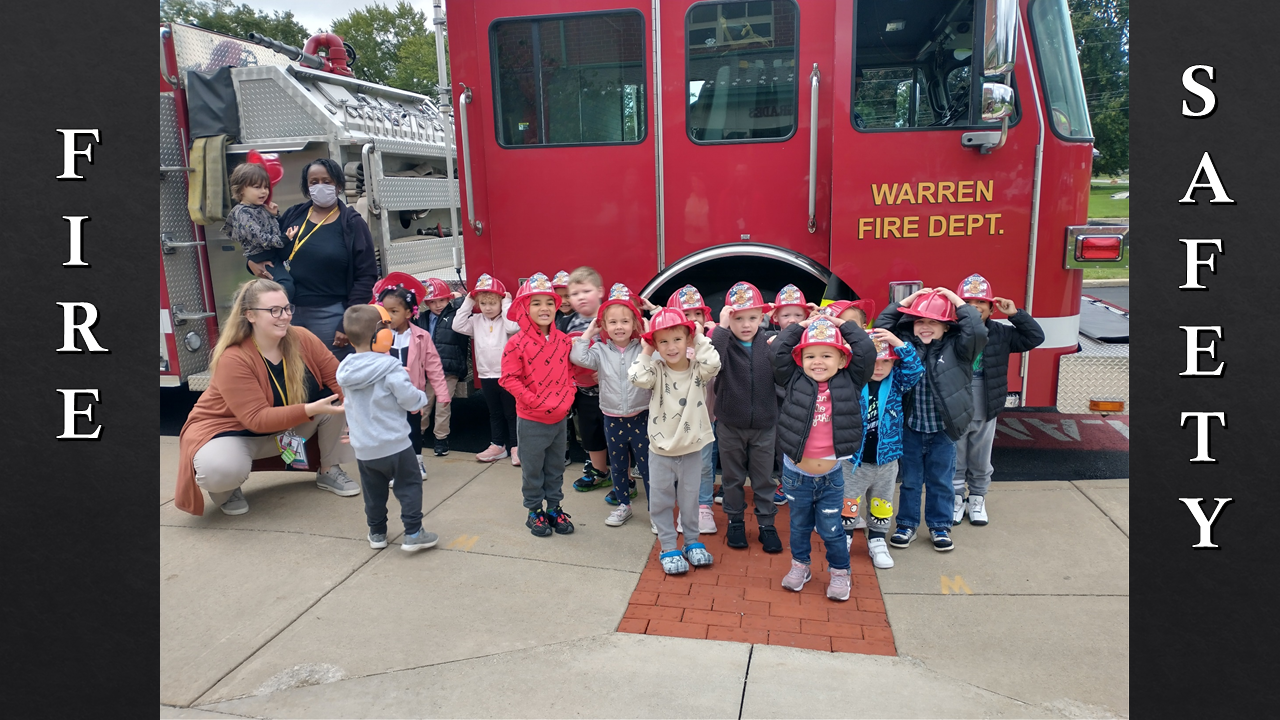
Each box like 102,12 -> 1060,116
940,575 -> 973,595
447,535 -> 479,551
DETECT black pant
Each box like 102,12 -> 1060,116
480,377 -> 519,450
356,446 -> 423,535
408,411 -> 424,454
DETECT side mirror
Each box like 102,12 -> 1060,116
981,82 -> 1015,122
983,0 -> 1019,77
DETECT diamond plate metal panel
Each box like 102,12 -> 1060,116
171,24 -> 293,88
238,79 -> 327,140
374,137 -> 456,160
187,371 -> 212,392
385,236 -> 464,276
1056,337 -> 1129,414
377,177 -> 457,212
161,93 -> 214,381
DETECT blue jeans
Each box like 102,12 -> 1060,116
780,457 -> 850,571
699,421 -> 718,505
898,427 -> 957,531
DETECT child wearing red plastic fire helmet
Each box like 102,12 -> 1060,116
771,315 -> 876,600
668,284 -> 720,533
874,287 -> 987,553
452,273 -> 521,465
629,307 -> 721,574
571,284 -> 653,529
712,281 -> 783,553
500,273 -> 576,538
768,284 -> 814,503
413,278 -> 469,458
950,274 -> 1044,527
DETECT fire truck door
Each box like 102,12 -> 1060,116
658,0 -> 836,269
456,0 -> 659,293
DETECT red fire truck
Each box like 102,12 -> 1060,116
443,0 -> 1128,411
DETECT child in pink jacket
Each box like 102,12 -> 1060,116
453,273 -> 522,465
374,273 -> 451,480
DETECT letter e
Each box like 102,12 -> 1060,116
57,389 -> 102,439
1179,326 -> 1223,376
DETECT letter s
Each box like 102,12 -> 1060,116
1182,65 -> 1215,118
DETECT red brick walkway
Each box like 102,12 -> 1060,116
618,489 -> 896,656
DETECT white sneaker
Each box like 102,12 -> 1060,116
698,505 -> 717,534
651,520 -> 658,535
677,512 -> 684,534
952,494 -> 966,525
606,504 -> 633,527
868,537 -> 894,569
845,532 -> 853,552
418,456 -> 428,480
968,495 -> 988,525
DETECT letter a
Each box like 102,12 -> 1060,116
1179,152 -> 1235,204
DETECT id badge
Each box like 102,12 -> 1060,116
277,431 -> 309,468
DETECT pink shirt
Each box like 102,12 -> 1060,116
803,382 -> 835,459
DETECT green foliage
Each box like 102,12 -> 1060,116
160,0 -> 311,47
1071,0 -> 1129,177
330,2 -> 447,96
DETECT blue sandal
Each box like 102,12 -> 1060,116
682,542 -> 714,568
659,550 -> 690,575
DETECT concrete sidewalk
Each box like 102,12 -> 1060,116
160,437 -> 1128,718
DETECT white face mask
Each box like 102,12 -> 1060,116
309,183 -> 338,208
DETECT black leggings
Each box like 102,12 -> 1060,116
480,377 -> 519,450
407,411 -> 424,455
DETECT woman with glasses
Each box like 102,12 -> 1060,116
173,279 -> 362,517
247,158 -> 378,359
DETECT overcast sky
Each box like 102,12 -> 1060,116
252,1 -> 445,35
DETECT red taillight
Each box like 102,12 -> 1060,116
1077,236 -> 1123,261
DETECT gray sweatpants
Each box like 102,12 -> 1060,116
953,375 -> 998,497
843,459 -> 899,530
650,450 -> 704,552
356,446 -> 423,535
517,417 -> 568,510
718,424 -> 778,526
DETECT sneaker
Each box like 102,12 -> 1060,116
572,466 -> 611,492
968,495 -> 989,526
758,525 -> 783,554
546,505 -> 575,534
845,532 -> 853,552
660,549 -> 690,575
629,465 -> 643,483
713,485 -> 723,505
402,529 -> 439,552
434,438 -> 450,457
772,488 -> 787,505
316,466 -> 361,497
781,560 -> 812,591
510,447 -> 520,466
952,494 -> 966,526
726,521 -> 748,548
604,483 -> 638,506
868,537 -> 894,569
605,504 -> 633,527
889,525 -> 917,548
368,531 -> 388,549
698,505 -> 717,534
683,542 -> 714,567
219,488 -> 249,516
418,456 -> 428,480
677,512 -> 684,534
526,509 -> 552,537
931,528 -> 955,552
826,568 -> 852,601
476,444 -> 509,462
651,520 -> 658,535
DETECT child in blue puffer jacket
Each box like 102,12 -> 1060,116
843,327 -> 923,569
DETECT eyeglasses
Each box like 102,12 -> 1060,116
249,304 -> 296,318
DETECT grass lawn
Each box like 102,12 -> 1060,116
1084,267 -> 1129,280
1089,183 -> 1129,218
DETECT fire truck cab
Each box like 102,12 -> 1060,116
444,0 -> 1128,411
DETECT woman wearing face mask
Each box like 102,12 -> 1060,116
248,158 -> 378,359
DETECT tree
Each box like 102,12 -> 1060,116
160,0 -> 312,48
1071,0 -> 1128,177
330,2 -> 448,96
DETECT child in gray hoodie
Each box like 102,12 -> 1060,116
335,304 -> 438,553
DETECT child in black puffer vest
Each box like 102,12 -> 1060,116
414,278 -> 471,457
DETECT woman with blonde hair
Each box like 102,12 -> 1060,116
174,279 -> 359,516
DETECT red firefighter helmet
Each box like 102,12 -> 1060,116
643,307 -> 697,345
469,273 -> 507,298
668,284 -> 712,319
868,328 -> 896,360
422,277 -> 453,302
551,270 -> 571,288
724,281 -> 772,314
957,274 -> 995,303
901,290 -> 957,323
245,149 -> 284,204
371,272 -> 428,318
848,298 -> 877,326
597,283 -> 643,340
791,316 -> 851,365
771,284 -> 807,321
506,272 -> 560,321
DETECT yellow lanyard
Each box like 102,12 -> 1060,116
253,340 -> 290,405
285,206 -> 338,269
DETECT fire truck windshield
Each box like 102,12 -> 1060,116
1030,0 -> 1094,141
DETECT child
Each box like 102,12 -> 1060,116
500,273 -> 576,537
335,304 -> 438,552
821,298 -> 879,530
951,274 -> 1045,526
453,273 -> 522,465
552,270 -> 572,322
571,284 -> 652,528
629,308 -> 721,574
668,284 -> 720,533
875,287 -> 987,552
373,273 -> 452,480
844,328 -> 924,569
772,315 -> 876,600
769,284 -> 814,504
712,281 -> 783,552
225,163 -> 292,299
558,267 -> 611,493
414,279 -> 471,457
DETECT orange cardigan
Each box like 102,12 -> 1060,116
174,327 -> 343,515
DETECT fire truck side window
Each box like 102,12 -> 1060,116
491,11 -> 647,147
686,1 -> 800,143
852,0 -> 990,131
1029,0 -> 1093,140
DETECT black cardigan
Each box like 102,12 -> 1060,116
274,201 -> 379,317
771,322 -> 876,462
711,325 -> 779,429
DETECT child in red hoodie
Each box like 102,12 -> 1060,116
500,273 -> 577,537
